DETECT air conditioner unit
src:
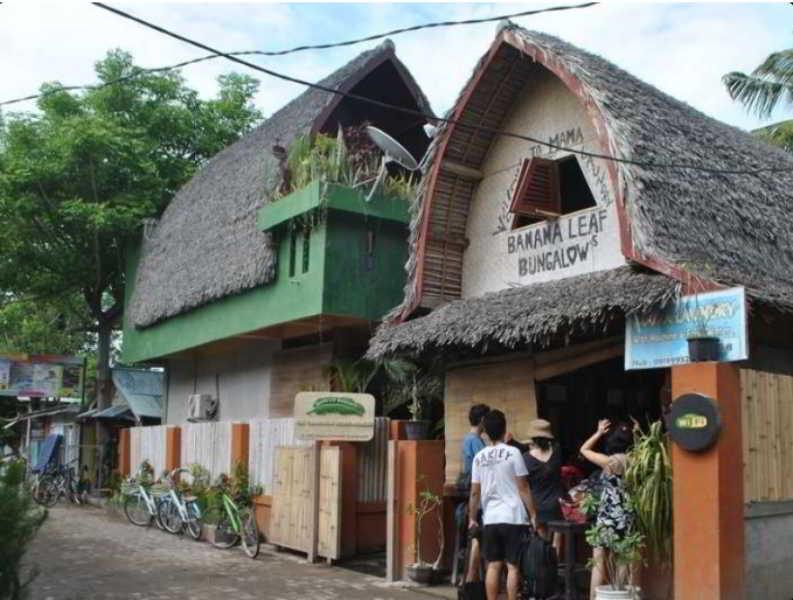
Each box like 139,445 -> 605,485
187,394 -> 218,422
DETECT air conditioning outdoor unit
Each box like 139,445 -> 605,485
186,394 -> 218,422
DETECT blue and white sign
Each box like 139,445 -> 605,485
625,287 -> 748,370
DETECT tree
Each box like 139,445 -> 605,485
723,47 -> 793,117
0,50 -> 262,481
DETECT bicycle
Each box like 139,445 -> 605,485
205,490 -> 260,558
122,472 -> 167,529
34,459 -> 82,507
157,467 -> 203,540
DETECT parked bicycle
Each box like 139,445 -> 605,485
205,489 -> 260,558
122,471 -> 167,530
157,467 -> 203,540
33,458 -> 82,507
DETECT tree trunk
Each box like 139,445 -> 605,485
94,319 -> 114,488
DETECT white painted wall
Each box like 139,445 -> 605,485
461,66 -> 625,298
164,338 -> 279,425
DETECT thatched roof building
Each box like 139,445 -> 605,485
128,41 -> 431,329
369,24 -> 793,359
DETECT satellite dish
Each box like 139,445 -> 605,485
364,126 -> 419,202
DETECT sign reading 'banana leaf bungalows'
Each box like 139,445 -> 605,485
294,392 -> 375,442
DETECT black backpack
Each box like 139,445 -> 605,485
519,531 -> 558,599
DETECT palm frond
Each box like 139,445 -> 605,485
753,49 -> 793,83
723,71 -> 788,117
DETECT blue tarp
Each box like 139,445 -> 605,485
33,433 -> 62,473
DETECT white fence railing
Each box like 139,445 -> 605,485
129,425 -> 168,478
249,418 -> 310,495
180,421 -> 232,479
358,417 -> 389,502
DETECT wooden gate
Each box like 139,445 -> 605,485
270,445 -> 342,561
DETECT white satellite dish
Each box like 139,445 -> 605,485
364,126 -> 419,202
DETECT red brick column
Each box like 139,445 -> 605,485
672,362 -> 744,600
118,428 -> 131,476
165,426 -> 181,472
230,422 -> 250,469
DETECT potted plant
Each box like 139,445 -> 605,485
380,358 -> 442,441
685,294 -> 720,362
406,487 -> 445,585
585,525 -> 644,599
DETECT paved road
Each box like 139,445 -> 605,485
25,504 -> 428,600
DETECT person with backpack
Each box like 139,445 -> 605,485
469,410 -> 537,600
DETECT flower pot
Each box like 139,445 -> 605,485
405,420 -> 432,440
406,564 -> 434,585
594,585 -> 641,599
687,337 -> 720,362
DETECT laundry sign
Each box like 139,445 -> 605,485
294,392 -> 375,442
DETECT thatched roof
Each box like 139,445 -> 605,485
368,266 -> 680,359
129,41 -> 431,328
395,25 -> 793,322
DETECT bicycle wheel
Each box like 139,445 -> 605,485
124,493 -> 152,526
205,506 -> 239,549
240,508 -> 260,559
38,478 -> 60,507
183,500 -> 203,541
153,496 -> 166,530
158,496 -> 183,534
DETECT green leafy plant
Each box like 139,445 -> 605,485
381,358 -> 443,422
406,484 -> 445,570
625,420 -> 673,565
0,459 -> 48,599
585,525 -> 644,592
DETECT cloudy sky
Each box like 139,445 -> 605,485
2,2 -> 791,131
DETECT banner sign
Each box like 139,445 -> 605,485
625,287 -> 748,370
294,392 -> 375,442
0,354 -> 85,398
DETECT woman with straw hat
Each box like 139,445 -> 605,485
522,419 -> 564,557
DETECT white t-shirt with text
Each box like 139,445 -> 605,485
471,442 -> 529,526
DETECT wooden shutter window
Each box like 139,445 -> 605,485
509,157 -> 561,224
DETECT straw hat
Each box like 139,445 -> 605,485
524,419 -> 554,442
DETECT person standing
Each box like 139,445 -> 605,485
469,410 -> 537,600
522,419 -> 564,557
580,419 -> 635,599
458,404 -> 489,585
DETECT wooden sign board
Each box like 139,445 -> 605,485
294,392 -> 375,442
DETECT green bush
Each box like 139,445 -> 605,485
0,460 -> 47,599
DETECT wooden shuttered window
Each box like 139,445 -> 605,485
509,157 -> 561,226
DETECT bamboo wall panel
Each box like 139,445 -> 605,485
444,359 -> 538,484
129,425 -> 168,478
180,421 -> 232,478
318,446 -> 341,559
248,418 -> 310,494
270,344 -> 332,417
741,369 -> 793,502
270,446 -> 315,553
357,417 -> 389,502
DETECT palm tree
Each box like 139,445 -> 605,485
723,47 -> 793,117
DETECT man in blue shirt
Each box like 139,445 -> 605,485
460,403 -> 490,586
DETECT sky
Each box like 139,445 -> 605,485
1,2 -> 791,133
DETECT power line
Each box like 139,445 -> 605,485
92,2 -> 793,176
0,2 -> 598,108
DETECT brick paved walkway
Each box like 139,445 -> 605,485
25,504 -> 428,600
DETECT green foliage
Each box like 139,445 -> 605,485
406,482 -> 444,568
724,47 -> 793,118
0,294 -> 92,356
323,358 -> 380,393
0,49 -> 261,400
755,119 -> 793,153
585,525 -> 644,591
0,459 -> 47,599
280,127 -> 417,201
625,420 -> 673,565
381,358 -> 443,421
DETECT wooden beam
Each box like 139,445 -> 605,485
442,160 -> 483,181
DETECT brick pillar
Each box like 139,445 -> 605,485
387,440 -> 444,581
672,362 -> 744,600
230,422 -> 250,469
165,426 -> 181,472
118,428 -> 131,476
332,442 -> 358,558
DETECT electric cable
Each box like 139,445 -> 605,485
92,2 -> 793,176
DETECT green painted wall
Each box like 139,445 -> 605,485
121,184 -> 408,364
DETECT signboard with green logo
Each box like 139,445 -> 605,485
294,392 -> 375,442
